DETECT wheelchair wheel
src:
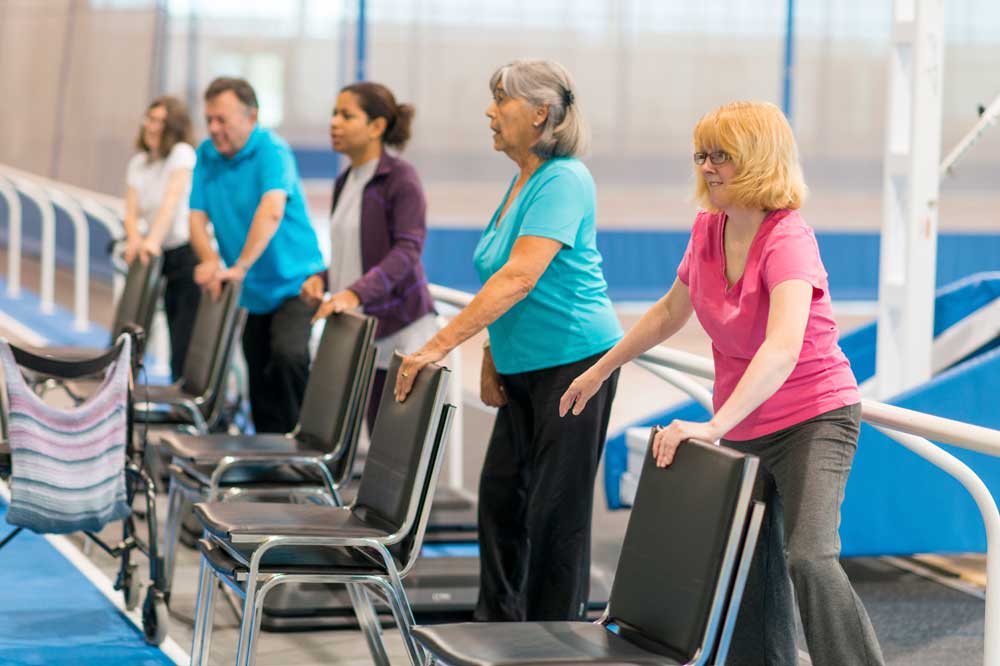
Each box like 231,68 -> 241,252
142,587 -> 169,645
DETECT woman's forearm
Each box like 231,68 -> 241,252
592,291 -> 691,379
123,188 -> 141,241
426,267 -> 533,354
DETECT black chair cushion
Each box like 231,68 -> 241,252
194,501 -> 391,541
169,463 -> 321,492
161,432 -> 317,464
197,536 -> 388,578
136,382 -> 190,406
411,622 -> 680,666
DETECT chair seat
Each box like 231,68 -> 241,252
411,622 -> 679,666
194,501 -> 392,542
136,382 -> 190,405
169,461 -> 324,492
18,344 -> 107,361
161,432 -> 322,463
197,536 -> 393,578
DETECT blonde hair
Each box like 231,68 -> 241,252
692,101 -> 806,212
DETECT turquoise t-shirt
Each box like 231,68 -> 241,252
189,126 -> 325,314
474,157 -> 622,375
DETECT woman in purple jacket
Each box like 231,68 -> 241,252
302,82 -> 437,429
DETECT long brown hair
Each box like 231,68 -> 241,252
135,95 -> 195,160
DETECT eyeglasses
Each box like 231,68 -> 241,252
693,150 -> 731,165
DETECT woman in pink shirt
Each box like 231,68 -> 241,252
560,101 -> 884,666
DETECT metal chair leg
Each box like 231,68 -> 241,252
244,579 -> 275,666
234,572 -> 258,666
191,555 -> 218,666
162,480 -> 184,598
347,583 -> 391,666
374,578 -> 425,666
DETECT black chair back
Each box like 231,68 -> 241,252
352,353 -> 449,534
296,312 -> 376,457
111,255 -> 162,342
391,403 -> 454,572
606,436 -> 757,663
180,281 -> 242,397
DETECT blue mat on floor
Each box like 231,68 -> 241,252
0,502 -> 174,665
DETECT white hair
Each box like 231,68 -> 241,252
489,59 -> 590,159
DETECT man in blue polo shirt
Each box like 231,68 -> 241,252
189,77 -> 325,433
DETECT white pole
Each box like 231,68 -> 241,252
79,198 -> 127,300
875,0 -> 945,398
47,188 -> 90,332
0,176 -> 21,297
13,177 -> 56,314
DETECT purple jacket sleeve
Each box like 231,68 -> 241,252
349,167 -> 428,304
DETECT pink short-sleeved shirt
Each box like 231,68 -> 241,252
677,208 -> 860,441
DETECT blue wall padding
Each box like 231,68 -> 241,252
841,344 -> 1000,556
421,228 -> 1000,302
837,271 -> 1000,385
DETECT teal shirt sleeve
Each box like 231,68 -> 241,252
258,140 -> 298,196
518,168 -> 585,249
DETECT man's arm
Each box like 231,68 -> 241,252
215,190 -> 286,281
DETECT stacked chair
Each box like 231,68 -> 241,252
188,353 -> 454,666
24,256 -> 162,400
410,434 -> 764,666
156,310 -> 378,600
133,280 -> 245,436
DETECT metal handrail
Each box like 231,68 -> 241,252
429,283 -> 999,666
0,164 -> 125,326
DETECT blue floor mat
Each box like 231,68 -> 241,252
0,502 -> 174,665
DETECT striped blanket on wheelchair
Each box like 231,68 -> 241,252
1,337 -> 131,534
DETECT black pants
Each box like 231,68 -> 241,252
161,244 -> 200,382
475,350 -> 619,622
241,296 -> 313,434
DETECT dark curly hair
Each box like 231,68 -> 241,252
341,82 -> 415,150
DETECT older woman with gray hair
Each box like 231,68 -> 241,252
395,59 -> 622,621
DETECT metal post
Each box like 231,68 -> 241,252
185,0 -> 200,115
875,0 -> 945,398
49,0 -> 79,181
149,0 -> 170,99
781,0 -> 796,124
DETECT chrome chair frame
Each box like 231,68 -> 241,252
159,312 -> 377,598
189,357 -> 452,666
